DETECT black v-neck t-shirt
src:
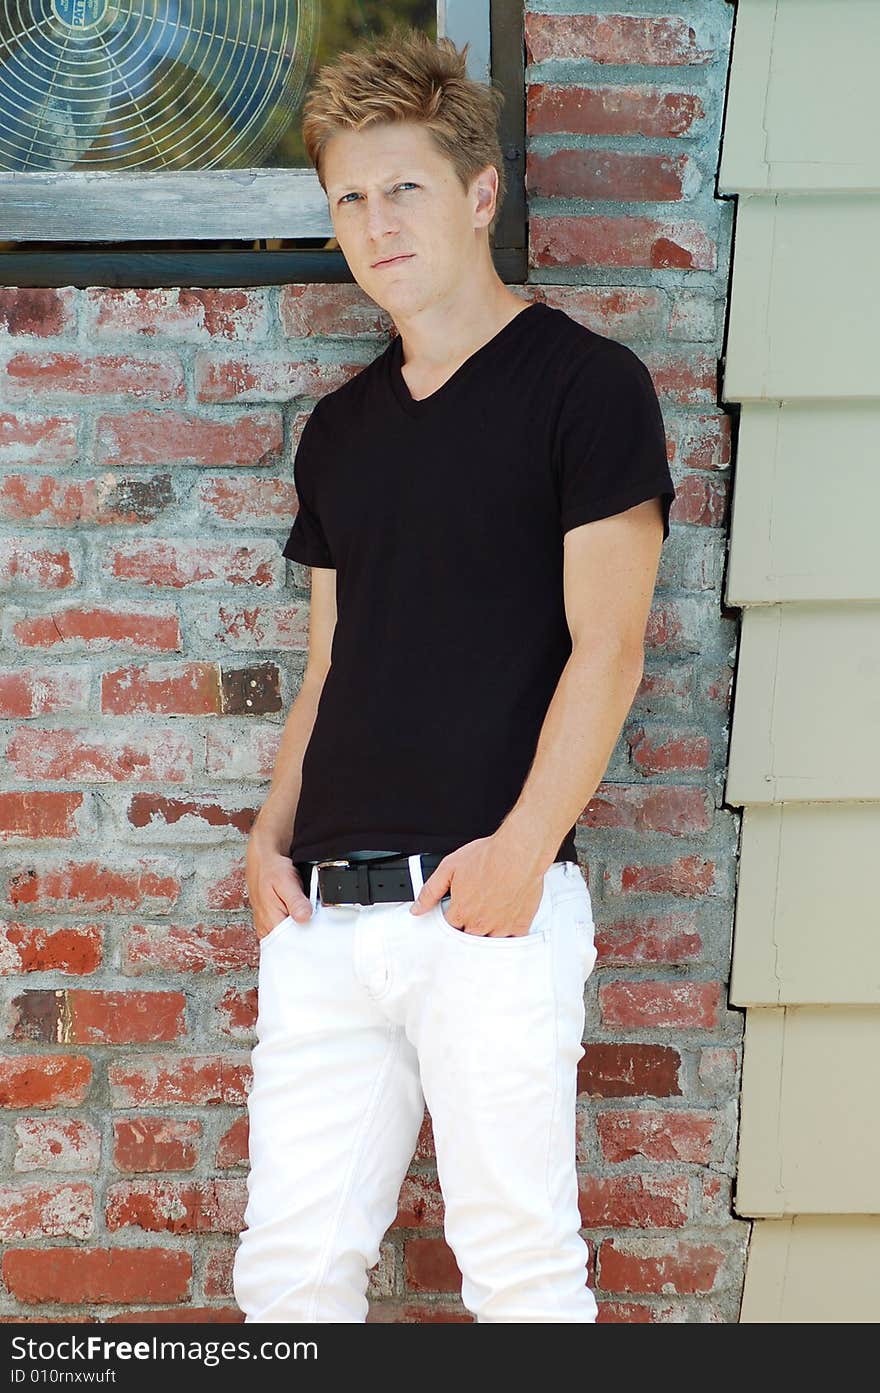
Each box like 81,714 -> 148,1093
282,300 -> 676,866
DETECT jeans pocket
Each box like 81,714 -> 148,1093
434,891 -> 549,945
258,914 -> 294,949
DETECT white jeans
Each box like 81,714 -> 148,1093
232,855 -> 598,1323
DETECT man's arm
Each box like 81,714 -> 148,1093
411,494 -> 665,934
495,494 -> 665,875
249,565 -> 337,855
246,566 -> 337,936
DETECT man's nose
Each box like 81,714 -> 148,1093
365,194 -> 399,241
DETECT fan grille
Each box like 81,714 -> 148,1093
0,1 -> 319,171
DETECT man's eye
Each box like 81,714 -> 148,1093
394,183 -> 417,192
338,193 -> 359,205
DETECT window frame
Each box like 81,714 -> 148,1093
0,0 -> 525,287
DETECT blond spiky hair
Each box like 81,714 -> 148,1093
301,26 -> 507,236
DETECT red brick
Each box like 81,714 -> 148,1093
666,413 -> 732,470
579,1044 -> 682,1098
0,543 -> 76,589
104,539 -> 276,589
11,607 -> 180,651
0,1054 -> 92,1108
642,351 -> 718,405
0,471 -> 173,528
595,916 -> 703,966
6,859 -> 180,912
0,1184 -> 93,1239
123,922 -> 258,975
94,407 -> 282,467
579,1174 -> 688,1228
0,667 -> 89,717
113,1119 -> 201,1173
204,1246 -> 235,1300
596,1109 -> 715,1164
195,601 -> 309,653
2,353 -> 185,401
105,1179 -> 246,1233
14,1118 -> 100,1171
531,215 -> 716,271
404,1238 -> 461,1292
612,855 -> 718,898
527,84 -> 705,138
597,1300 -> 657,1322
671,473 -> 729,527
598,1239 -> 726,1294
666,290 -> 718,341
412,1112 -> 436,1164
214,985 -> 258,1038
107,1054 -> 251,1106
581,784 -> 711,836
198,473 -> 298,530
627,727 -> 711,774
525,13 -> 715,66
10,989 -> 187,1044
126,795 -> 256,839
699,1174 -> 733,1221
280,285 -> 394,337
643,597 -> 706,655
105,1307 -> 242,1323
203,861 -> 250,914
86,287 -> 270,341
366,1301 -> 472,1323
395,1173 -> 445,1228
0,791 -> 83,841
2,1247 -> 191,1304
699,1046 -> 739,1093
101,663 -> 220,716
0,924 -> 103,980
533,284 -> 665,337
0,289 -> 76,336
600,980 -> 722,1030
0,413 -> 78,467
216,1115 -> 249,1168
205,726 -> 283,781
7,728 -> 193,784
194,354 -> 360,404
528,149 -> 689,201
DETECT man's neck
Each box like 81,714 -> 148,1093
392,277 -> 528,376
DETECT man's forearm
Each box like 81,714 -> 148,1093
496,643 -> 644,877
248,673 -> 327,855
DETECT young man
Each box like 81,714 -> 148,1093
233,29 -> 675,1324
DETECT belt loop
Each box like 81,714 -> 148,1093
408,852 -> 425,899
309,864 -> 319,913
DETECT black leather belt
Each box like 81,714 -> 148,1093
294,852 -> 450,906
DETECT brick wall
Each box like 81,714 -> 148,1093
0,1 -> 749,1322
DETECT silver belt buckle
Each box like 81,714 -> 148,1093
315,858 -> 353,905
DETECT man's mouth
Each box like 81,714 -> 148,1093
372,254 -> 415,268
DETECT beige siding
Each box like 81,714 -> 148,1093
725,604 -> 880,805
741,1217 -> 880,1322
719,0 -> 880,1317
727,402 -> 880,604
724,195 -> 880,400
719,0 -> 880,191
737,1008 -> 880,1215
731,804 -> 880,1006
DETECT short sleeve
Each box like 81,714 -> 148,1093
281,406 -> 335,569
555,343 -> 676,543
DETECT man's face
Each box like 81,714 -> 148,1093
321,120 -> 495,315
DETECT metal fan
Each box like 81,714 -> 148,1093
0,1 -> 319,171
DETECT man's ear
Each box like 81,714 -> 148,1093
472,164 -> 498,229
